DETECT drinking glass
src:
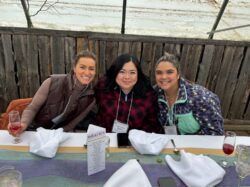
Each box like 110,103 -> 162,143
221,131 -> 236,167
0,166 -> 22,187
8,110 -> 22,144
235,145 -> 250,187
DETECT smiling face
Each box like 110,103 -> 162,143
115,61 -> 138,94
74,57 -> 96,85
155,61 -> 180,93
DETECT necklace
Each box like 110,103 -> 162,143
165,95 -> 176,99
164,89 -> 179,106
164,92 -> 177,100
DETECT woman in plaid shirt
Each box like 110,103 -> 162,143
154,52 -> 224,135
94,54 -> 163,133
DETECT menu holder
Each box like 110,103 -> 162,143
87,124 -> 106,175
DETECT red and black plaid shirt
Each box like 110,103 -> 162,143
94,79 -> 163,133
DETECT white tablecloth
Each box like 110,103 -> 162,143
0,130 -> 249,149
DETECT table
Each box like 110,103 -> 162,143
1,130 -> 250,187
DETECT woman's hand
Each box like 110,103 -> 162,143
8,122 -> 28,137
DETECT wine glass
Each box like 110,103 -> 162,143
235,145 -> 250,187
8,110 -> 22,144
0,166 -> 22,187
221,131 -> 236,167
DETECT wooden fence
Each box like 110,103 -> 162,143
0,27 -> 249,132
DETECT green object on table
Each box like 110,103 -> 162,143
157,158 -> 163,163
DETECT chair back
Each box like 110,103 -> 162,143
0,98 -> 32,130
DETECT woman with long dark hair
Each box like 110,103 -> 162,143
94,54 -> 163,133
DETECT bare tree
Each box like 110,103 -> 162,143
20,0 -> 33,28
20,0 -> 59,28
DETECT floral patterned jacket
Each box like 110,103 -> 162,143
155,78 -> 224,135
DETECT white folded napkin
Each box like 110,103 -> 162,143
104,159 -> 152,187
165,150 -> 225,187
128,129 -> 169,155
29,127 -> 69,158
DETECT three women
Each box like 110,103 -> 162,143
8,50 -> 224,136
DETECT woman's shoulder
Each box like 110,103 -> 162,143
49,74 -> 68,81
50,74 -> 67,78
39,77 -> 52,88
183,79 -> 219,102
48,74 -> 71,87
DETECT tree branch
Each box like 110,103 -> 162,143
30,0 -> 59,17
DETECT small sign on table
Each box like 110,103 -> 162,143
87,124 -> 106,175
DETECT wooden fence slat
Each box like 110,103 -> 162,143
150,42 -> 163,84
181,45 -> 202,82
163,43 -> 172,53
245,103 -> 250,119
118,42 -> 130,55
51,36 -> 65,74
76,37 -> 89,53
0,35 -> 9,112
222,47 -> 244,118
65,37 -> 76,73
230,47 -> 250,119
164,43 -> 181,56
27,35 -> 40,96
130,42 -> 141,60
38,35 -> 51,82
88,39 -> 100,81
189,45 -> 203,82
105,41 -> 118,70
88,40 -> 99,54
1,34 -> 18,110
206,46 -> 224,91
175,44 -> 181,56
12,35 -> 29,98
180,44 -> 190,78
141,42 -> 153,76
98,40 -> 106,77
196,45 -> 215,86
215,46 -> 236,116
82,38 -> 89,51
0,35 -> 7,111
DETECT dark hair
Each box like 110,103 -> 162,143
156,52 -> 181,74
73,50 -> 97,67
105,54 -> 152,97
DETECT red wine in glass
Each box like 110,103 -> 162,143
221,131 -> 236,167
8,110 -> 22,144
223,143 -> 234,155
10,122 -> 22,133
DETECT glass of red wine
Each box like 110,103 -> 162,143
8,110 -> 22,144
221,131 -> 236,167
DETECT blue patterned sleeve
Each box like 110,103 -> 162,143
195,91 -> 224,135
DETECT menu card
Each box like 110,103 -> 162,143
87,124 -> 106,175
